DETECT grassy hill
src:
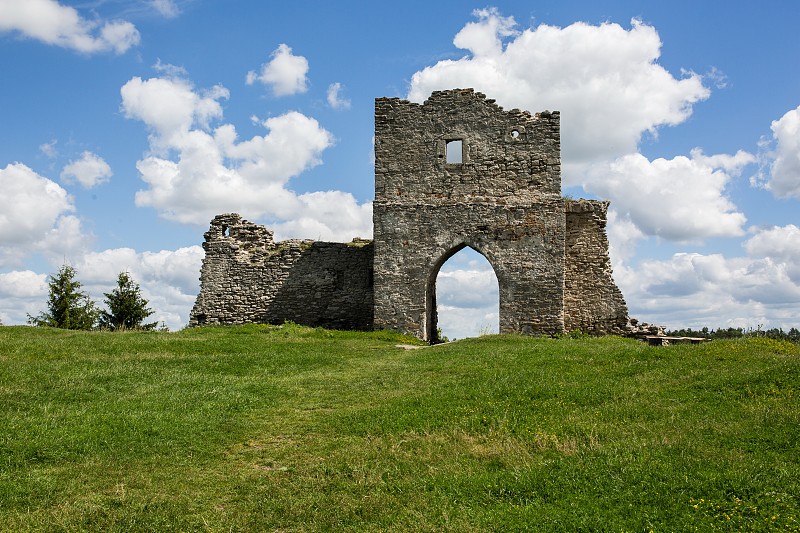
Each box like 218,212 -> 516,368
1,324 -> 798,531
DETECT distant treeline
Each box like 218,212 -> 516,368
666,326 -> 800,344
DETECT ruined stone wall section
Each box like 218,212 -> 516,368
375,89 -> 561,204
189,213 -> 373,330
564,201 -> 629,334
374,89 -> 566,340
188,89 -> 630,340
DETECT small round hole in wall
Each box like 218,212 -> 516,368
510,129 -> 520,139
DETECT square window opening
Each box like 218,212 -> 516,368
446,139 -> 463,164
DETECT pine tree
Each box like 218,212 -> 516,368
28,264 -> 98,330
99,271 -> 157,331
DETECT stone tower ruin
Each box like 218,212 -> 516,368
189,89 -> 629,340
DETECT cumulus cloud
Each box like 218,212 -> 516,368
437,268 -> 499,309
437,305 -> 499,341
35,214 -> 89,262
271,191 -> 372,241
606,210 -> 645,267
121,74 -> 372,239
753,105 -> 800,199
743,224 -> 800,282
246,44 -> 309,96
587,149 -> 753,242
60,151 -> 112,188
0,270 -> 48,325
120,76 -> 227,141
452,7 -> 518,56
616,225 -> 800,330
0,0 -> 140,54
408,10 -> 709,169
0,163 -> 90,267
326,82 -> 351,110
0,270 -> 47,298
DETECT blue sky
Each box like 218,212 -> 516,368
1,0 -> 798,337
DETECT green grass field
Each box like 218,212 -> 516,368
1,324 -> 798,531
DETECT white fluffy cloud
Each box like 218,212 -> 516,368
606,209 -> 645,267
0,163 -> 72,244
60,151 -> 112,188
587,149 -> 753,242
754,105 -> 800,199
0,270 -> 47,298
437,268 -> 499,310
616,225 -> 800,330
246,44 -> 309,97
271,191 -> 372,241
326,82 -> 351,110
120,76 -> 227,141
0,0 -> 140,54
408,9 -> 709,168
437,304 -> 499,341
0,163 -> 90,267
0,270 -> 48,325
121,74 -> 372,239
743,224 -> 800,282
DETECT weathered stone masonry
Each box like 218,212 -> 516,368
564,200 -> 629,334
189,89 -> 629,340
374,90 -> 566,340
189,213 -> 373,330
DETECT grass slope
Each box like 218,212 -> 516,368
1,324 -> 798,531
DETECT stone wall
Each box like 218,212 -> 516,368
374,89 -> 566,341
564,200 -> 629,334
189,213 -> 373,330
188,89 -> 630,341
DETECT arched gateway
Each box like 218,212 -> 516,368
190,89 -> 629,341
426,243 -> 500,343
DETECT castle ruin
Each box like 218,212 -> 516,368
189,89 -> 629,341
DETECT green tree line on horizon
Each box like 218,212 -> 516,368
667,325 -> 800,344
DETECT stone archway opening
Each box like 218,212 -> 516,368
426,245 -> 500,344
